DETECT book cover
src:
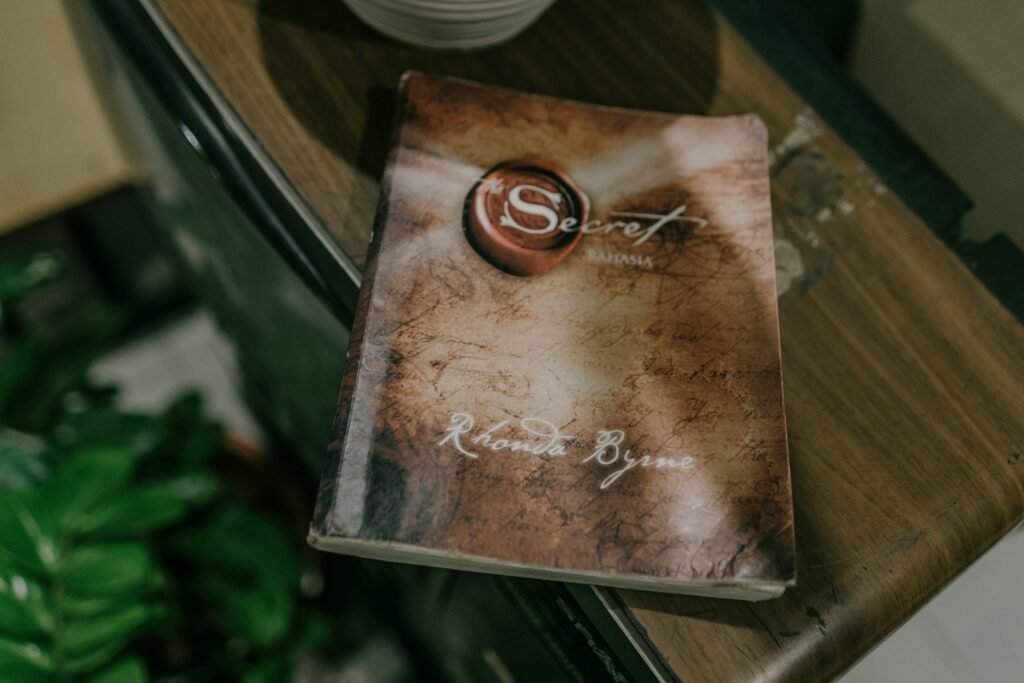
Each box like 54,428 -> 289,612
309,72 -> 795,600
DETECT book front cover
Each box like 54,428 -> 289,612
311,72 -> 795,595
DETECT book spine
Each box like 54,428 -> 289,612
310,74 -> 417,537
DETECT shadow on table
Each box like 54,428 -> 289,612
255,0 -> 721,189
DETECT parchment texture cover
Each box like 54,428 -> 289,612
309,72 -> 795,599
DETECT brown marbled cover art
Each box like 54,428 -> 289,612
310,72 -> 795,597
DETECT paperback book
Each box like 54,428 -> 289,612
309,72 -> 795,600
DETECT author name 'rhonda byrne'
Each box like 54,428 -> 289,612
438,412 -> 696,490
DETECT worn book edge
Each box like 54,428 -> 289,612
307,530 -> 790,601
310,71 -> 416,537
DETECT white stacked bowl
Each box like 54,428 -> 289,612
344,0 -> 557,49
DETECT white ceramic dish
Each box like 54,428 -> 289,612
344,0 -> 556,49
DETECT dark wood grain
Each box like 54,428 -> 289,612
152,0 -> 1024,680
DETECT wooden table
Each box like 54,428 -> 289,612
95,0 -> 1024,679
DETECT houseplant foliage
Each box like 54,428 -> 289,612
0,253 -> 329,681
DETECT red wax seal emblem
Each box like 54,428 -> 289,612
464,160 -> 590,276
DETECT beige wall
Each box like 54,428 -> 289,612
0,0 -> 141,234
851,0 -> 1024,248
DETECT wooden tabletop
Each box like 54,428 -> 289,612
141,0 -> 1024,679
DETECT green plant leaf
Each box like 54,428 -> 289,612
1,662 -> 54,682
61,542 -> 159,598
177,421 -> 223,470
0,635 -> 52,675
61,634 -> 131,676
242,656 -> 289,683
201,574 -> 293,648
73,490 -> 187,538
62,603 -> 164,656
0,489 -> 59,574
9,350 -> 94,433
70,474 -> 219,538
61,592 -> 143,620
52,409 -> 167,457
163,393 -> 202,425
240,580 -> 294,648
172,505 -> 299,586
289,612 -> 332,657
0,560 -> 53,637
163,473 -> 221,505
88,657 -> 147,683
87,657 -> 148,683
0,252 -> 60,302
0,429 -> 48,492
173,506 -> 301,648
6,313 -> 124,432
73,491 -> 189,540
160,393 -> 223,470
48,446 -> 137,529
0,336 -> 43,421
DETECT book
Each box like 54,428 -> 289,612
309,72 -> 795,600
